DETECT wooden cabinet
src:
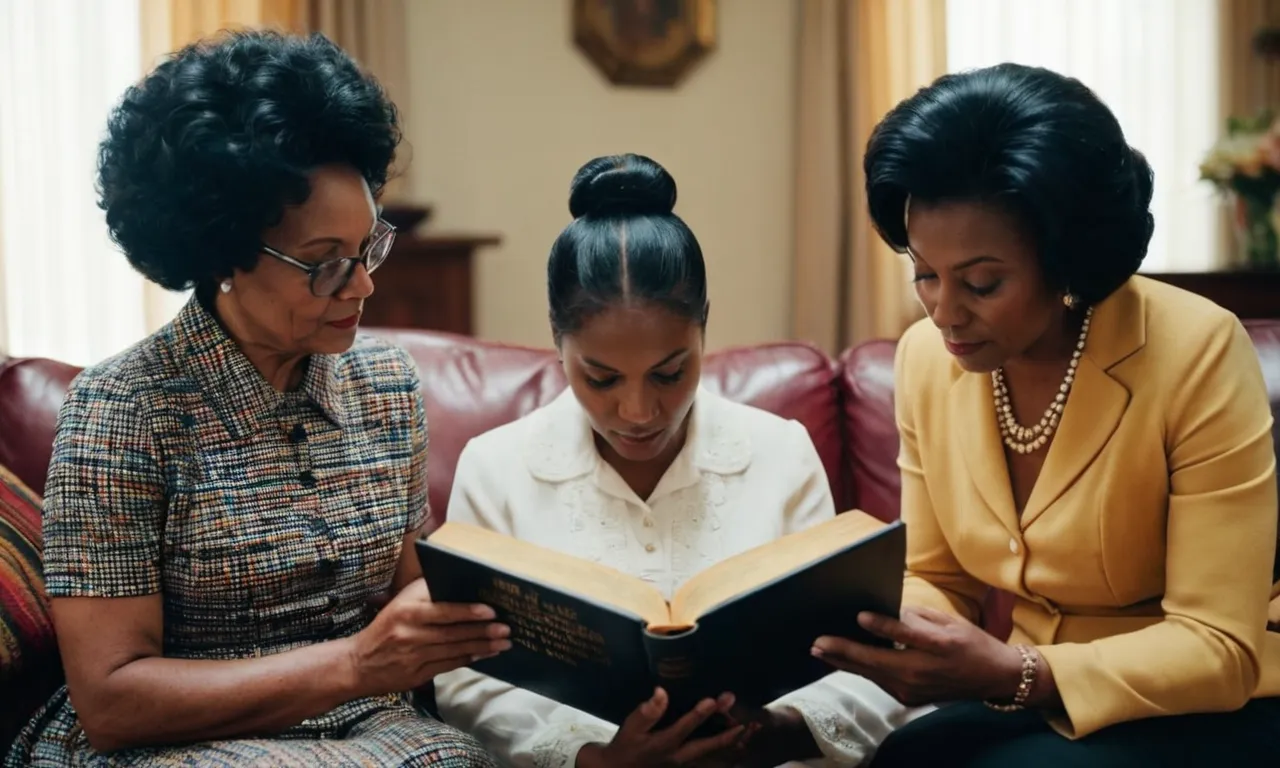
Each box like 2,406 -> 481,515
363,206 -> 500,335
1144,270 -> 1280,320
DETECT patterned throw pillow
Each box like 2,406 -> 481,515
0,464 -> 61,752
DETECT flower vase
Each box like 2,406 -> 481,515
1231,193 -> 1280,269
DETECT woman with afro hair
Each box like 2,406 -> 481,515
6,30 -> 505,767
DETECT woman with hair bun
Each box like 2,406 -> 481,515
810,63 -> 1280,765
435,154 -> 921,767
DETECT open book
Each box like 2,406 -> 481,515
418,511 -> 906,727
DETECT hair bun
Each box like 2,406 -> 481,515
568,153 -> 677,219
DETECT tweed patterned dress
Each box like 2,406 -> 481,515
5,297 -> 497,767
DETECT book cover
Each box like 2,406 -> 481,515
417,511 -> 906,726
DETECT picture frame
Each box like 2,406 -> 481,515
573,0 -> 717,88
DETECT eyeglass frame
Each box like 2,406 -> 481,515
259,218 -> 397,297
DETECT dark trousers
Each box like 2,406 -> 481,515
869,697 -> 1280,767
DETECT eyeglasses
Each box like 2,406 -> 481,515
260,218 -> 397,297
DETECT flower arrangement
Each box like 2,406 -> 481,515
1199,110 -> 1280,268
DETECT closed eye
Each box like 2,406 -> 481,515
585,375 -> 619,390
912,273 -> 1001,297
651,368 -> 685,385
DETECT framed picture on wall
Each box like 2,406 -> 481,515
573,0 -> 716,87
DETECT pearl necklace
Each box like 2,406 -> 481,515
991,306 -> 1093,455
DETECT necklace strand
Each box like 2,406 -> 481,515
991,306 -> 1093,455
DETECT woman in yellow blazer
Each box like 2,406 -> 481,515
813,63 -> 1280,765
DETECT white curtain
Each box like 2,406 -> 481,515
0,0 -> 185,366
945,0 -> 1222,273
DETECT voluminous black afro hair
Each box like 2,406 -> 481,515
97,29 -> 401,291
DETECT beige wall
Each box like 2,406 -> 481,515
404,0 -> 798,351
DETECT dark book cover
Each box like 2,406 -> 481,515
417,517 -> 906,727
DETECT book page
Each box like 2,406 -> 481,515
427,522 -> 673,627
670,510 -> 890,625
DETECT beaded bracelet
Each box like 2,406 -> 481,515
983,644 -> 1038,712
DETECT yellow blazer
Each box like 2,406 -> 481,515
893,275 -> 1279,738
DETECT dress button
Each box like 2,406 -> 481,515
644,543 -> 656,553
1009,538 -> 1019,554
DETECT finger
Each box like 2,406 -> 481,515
422,621 -> 511,645
812,635 -> 910,674
904,605 -> 961,626
416,600 -> 498,624
856,611 -> 938,651
651,696 -> 721,750
416,637 -> 513,665
670,724 -> 747,764
420,653 -> 482,680
619,687 -> 668,738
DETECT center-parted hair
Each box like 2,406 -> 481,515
547,154 -> 709,342
864,62 -> 1155,305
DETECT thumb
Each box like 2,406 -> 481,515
621,687 -> 668,737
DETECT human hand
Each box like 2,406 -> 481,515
702,705 -> 818,768
811,606 -> 1025,707
575,687 -> 747,768
347,578 -> 510,698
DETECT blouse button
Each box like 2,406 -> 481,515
643,517 -> 654,528
1009,537 -> 1019,554
644,543 -> 656,553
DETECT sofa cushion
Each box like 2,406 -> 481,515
367,330 -> 845,523
0,464 -> 61,750
838,340 -> 900,523
0,358 -> 81,497
698,342 -> 844,511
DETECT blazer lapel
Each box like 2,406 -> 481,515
1021,279 -> 1147,527
1020,354 -> 1131,527
950,371 -> 1021,538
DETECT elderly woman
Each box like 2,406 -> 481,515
811,63 -> 1280,765
5,31 -> 507,767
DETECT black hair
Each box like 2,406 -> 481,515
864,62 -> 1154,306
96,29 -> 401,291
547,154 -> 709,343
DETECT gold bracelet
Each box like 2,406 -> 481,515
983,644 -> 1038,712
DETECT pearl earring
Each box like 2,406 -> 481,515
220,279 -> 232,294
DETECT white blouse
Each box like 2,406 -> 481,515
435,386 -> 922,768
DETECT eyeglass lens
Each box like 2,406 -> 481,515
311,229 -> 394,297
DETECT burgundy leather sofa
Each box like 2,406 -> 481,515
1,320 -> 1278,753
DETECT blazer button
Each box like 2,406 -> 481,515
1009,537 -> 1019,554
